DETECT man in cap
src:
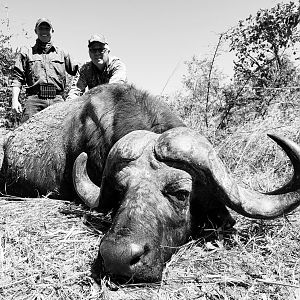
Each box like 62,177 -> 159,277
11,18 -> 78,122
67,34 -> 126,100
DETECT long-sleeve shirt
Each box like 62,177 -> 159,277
67,55 -> 126,100
12,43 -> 78,95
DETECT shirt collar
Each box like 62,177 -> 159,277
32,40 -> 57,53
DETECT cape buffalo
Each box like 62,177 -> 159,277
1,83 -> 300,282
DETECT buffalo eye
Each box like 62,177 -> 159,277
169,189 -> 190,202
164,178 -> 192,203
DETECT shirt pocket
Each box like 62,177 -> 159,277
50,56 -> 65,80
28,54 -> 43,81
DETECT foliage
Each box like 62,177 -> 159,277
0,18 -> 23,128
223,1 -> 300,129
165,55 -> 230,136
166,2 -> 300,137
226,1 -> 300,89
0,20 -> 15,85
63,73 -> 74,99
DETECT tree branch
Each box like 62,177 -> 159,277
205,33 -> 223,127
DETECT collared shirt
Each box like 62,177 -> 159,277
12,42 -> 78,95
66,55 -> 126,100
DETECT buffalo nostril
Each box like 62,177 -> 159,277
100,241 -> 150,277
129,243 -> 148,266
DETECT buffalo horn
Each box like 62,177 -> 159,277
72,152 -> 100,208
266,134 -> 300,194
154,127 -> 300,219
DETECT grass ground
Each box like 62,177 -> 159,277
1,198 -> 299,299
0,103 -> 299,299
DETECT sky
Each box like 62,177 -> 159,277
0,0 -> 295,95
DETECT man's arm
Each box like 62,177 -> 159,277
108,58 -> 127,84
66,67 -> 87,100
11,86 -> 22,114
11,49 -> 27,114
64,51 -> 79,76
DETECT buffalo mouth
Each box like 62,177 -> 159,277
92,233 -> 168,284
91,247 -> 165,284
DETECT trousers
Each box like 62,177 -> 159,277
21,95 -> 64,123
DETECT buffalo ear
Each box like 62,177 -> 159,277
97,174 -> 120,212
190,187 -> 236,233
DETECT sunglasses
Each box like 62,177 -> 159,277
89,48 -> 107,54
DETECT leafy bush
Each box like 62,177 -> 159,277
164,1 -> 300,144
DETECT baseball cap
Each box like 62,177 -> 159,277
35,18 -> 53,30
88,34 -> 108,47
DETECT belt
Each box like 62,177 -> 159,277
26,92 -> 64,99
26,84 -> 63,99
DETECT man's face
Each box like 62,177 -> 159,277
36,23 -> 52,43
89,42 -> 109,69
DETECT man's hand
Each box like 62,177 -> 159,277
11,86 -> 22,114
11,100 -> 23,114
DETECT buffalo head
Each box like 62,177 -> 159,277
73,127 -> 300,282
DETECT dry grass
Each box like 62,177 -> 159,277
1,101 -> 300,299
0,198 -> 102,299
0,198 -> 299,299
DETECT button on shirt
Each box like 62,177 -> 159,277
12,43 -> 78,95
67,55 -> 126,100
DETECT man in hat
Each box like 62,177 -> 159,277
11,18 -> 79,122
67,34 -> 126,100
